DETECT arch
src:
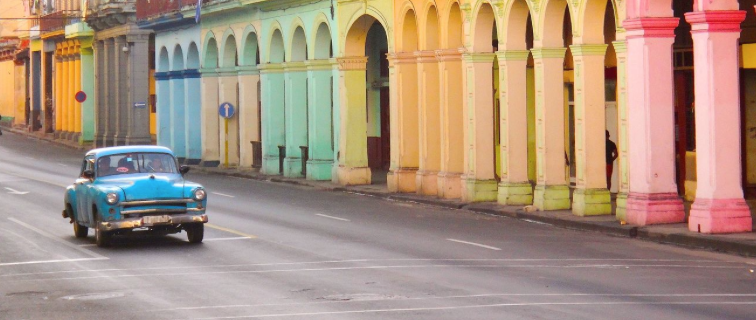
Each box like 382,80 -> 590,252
577,0 -> 613,44
501,0 -> 532,51
172,44 -> 185,71
220,31 -> 238,68
444,1 -> 464,49
471,2 -> 498,52
344,10 -> 392,56
158,46 -> 170,72
400,8 -> 419,52
290,26 -> 308,62
536,0 -> 573,48
241,25 -> 260,66
187,42 -> 200,69
313,21 -> 332,59
424,5 -> 439,50
203,32 -> 219,69
268,27 -> 285,63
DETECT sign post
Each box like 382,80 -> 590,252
218,102 -> 236,168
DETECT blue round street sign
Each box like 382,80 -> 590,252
219,102 -> 236,119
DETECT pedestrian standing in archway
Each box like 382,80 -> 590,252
606,130 -> 618,191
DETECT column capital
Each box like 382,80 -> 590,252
305,59 -> 338,71
434,48 -> 465,61
612,40 -> 627,54
569,44 -> 608,56
685,10 -> 746,33
461,52 -> 495,63
337,56 -> 368,71
623,17 -> 679,38
258,63 -> 285,74
495,50 -> 530,61
283,61 -> 307,72
415,50 -> 438,63
387,52 -> 416,66
530,47 -> 567,59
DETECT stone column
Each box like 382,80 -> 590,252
387,53 -> 419,192
460,53 -> 497,202
570,44 -> 611,216
259,64 -> 285,173
623,18 -> 685,226
237,66 -> 260,168
613,40 -> 631,222
436,48 -> 464,199
284,62 -> 308,177
170,70 -> 187,159
335,57 -> 371,185
306,59 -> 336,180
113,36 -> 126,145
496,50 -> 533,205
200,69 -> 220,167
416,51 -> 441,195
80,46 -> 95,143
125,35 -> 151,145
155,71 -> 171,148
686,10 -> 752,233
54,55 -> 63,134
184,69 -> 203,164
531,48 -> 570,210
101,39 -> 114,146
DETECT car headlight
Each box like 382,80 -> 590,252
106,192 -> 119,205
193,189 -> 206,201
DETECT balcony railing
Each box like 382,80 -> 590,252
86,0 -> 137,16
136,0 -> 180,21
40,10 -> 78,33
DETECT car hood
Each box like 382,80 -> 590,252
98,174 -> 185,201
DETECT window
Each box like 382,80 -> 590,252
96,153 -> 178,177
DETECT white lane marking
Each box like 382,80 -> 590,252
0,257 -> 108,267
24,156 -> 35,160
151,293 -> 756,312
211,192 -> 235,198
447,238 -> 501,251
203,237 -> 253,242
188,301 -> 756,319
8,217 -> 107,260
12,263 -> 747,282
4,187 -> 29,195
0,169 -> 68,188
56,163 -> 68,167
315,214 -> 350,222
0,258 -> 733,278
79,244 -> 97,247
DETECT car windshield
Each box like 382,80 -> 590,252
96,153 -> 178,177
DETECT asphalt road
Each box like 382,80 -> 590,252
1,132 -> 756,320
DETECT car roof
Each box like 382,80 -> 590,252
86,146 -> 175,158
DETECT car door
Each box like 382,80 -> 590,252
74,155 -> 95,226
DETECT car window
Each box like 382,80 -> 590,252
79,155 -> 94,178
97,152 -> 177,177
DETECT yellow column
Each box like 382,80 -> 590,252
74,53 -> 82,136
62,56 -> 71,134
436,48 -> 465,199
55,55 -> 63,132
416,51 -> 441,196
387,53 -> 419,192
68,52 -> 75,136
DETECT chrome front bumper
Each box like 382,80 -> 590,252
99,213 -> 208,232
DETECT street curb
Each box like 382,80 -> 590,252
2,127 -> 90,151
189,166 -> 756,258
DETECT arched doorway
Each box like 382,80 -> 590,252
156,47 -> 171,150
284,26 -> 309,178
201,35 -> 220,166
307,21 -> 336,180
239,29 -> 261,169
416,5 -> 441,196
261,28 -> 287,175
220,33 -> 240,167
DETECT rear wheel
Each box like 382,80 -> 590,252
94,213 -> 111,248
186,223 -> 204,244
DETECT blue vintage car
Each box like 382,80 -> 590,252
62,146 -> 208,247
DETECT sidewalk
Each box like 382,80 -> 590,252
192,165 -> 756,258
1,124 -> 92,151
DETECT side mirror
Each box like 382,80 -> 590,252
179,166 -> 190,175
82,170 -> 94,180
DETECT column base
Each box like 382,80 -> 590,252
262,156 -> 281,175
689,198 -> 753,234
626,192 -> 684,226
284,157 -> 303,178
533,184 -> 571,211
416,170 -> 439,196
306,159 -> 333,181
572,188 -> 612,216
387,167 -> 418,193
71,132 -> 81,142
337,165 -> 371,186
497,182 -> 534,206
615,192 -> 629,222
199,160 -> 220,168
184,158 -> 201,165
437,171 -> 462,199
125,136 -> 151,146
54,131 -> 63,139
461,177 -> 497,202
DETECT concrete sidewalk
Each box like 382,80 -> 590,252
192,166 -> 756,258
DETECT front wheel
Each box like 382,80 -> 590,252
73,221 -> 88,238
186,223 -> 204,244
95,215 -> 111,248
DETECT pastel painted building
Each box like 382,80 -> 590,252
136,0 -> 203,164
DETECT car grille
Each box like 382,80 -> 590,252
119,199 -> 201,217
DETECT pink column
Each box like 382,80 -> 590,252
624,18 -> 685,226
685,10 -> 752,234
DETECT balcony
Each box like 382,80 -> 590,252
85,0 -> 137,31
136,0 -> 179,21
40,11 -> 80,34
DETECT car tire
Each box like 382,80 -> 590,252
69,206 -> 88,238
186,223 -> 204,244
95,215 -> 111,248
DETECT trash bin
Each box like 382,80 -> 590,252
250,141 -> 262,169
278,145 -> 286,175
300,146 -> 309,177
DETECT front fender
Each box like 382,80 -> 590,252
64,185 -> 77,217
91,186 -> 125,221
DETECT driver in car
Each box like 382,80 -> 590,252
147,156 -> 166,173
96,157 -> 113,177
